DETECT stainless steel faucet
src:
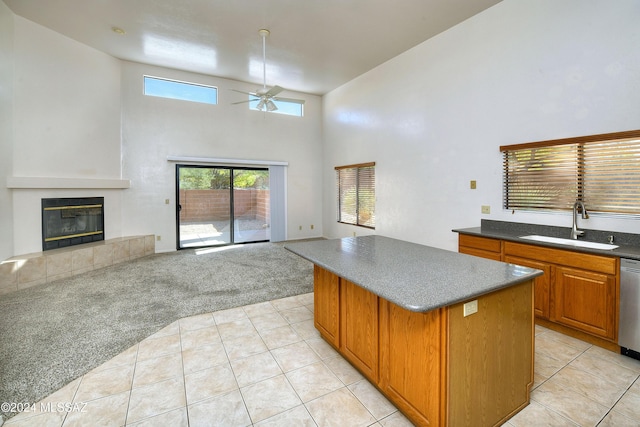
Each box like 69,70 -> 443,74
571,200 -> 589,239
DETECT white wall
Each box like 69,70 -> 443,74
12,17 -> 122,179
8,16 -> 123,255
4,13 -> 323,257
5,0 -> 639,258
0,1 -> 15,261
323,0 -> 640,250
120,62 -> 323,252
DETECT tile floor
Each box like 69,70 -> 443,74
3,292 -> 640,427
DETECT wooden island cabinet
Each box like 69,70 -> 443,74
301,238 -> 540,427
288,237 -> 541,427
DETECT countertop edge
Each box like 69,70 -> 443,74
285,236 -> 543,313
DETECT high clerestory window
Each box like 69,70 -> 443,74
143,76 -> 218,105
501,130 -> 640,215
336,162 -> 375,228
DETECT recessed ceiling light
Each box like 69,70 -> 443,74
111,27 -> 126,35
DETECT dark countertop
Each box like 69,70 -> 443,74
453,220 -> 640,261
285,235 -> 542,313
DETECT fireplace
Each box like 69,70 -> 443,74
42,197 -> 105,251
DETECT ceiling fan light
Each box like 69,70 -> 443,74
266,100 -> 278,111
256,99 -> 266,110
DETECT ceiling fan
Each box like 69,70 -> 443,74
231,29 -> 305,112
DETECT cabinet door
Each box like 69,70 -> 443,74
313,266 -> 340,347
553,266 -> 616,340
505,255 -> 552,319
378,300 -> 445,427
340,279 -> 379,382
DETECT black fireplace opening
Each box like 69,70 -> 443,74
42,197 -> 105,251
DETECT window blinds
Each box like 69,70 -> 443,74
336,162 -> 375,228
501,131 -> 640,214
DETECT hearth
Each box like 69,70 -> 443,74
42,197 -> 104,250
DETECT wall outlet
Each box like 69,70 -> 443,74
299,225 -> 302,230
463,300 -> 478,317
310,224 -> 314,230
481,205 -> 490,214
156,235 -> 161,241
165,199 -> 170,204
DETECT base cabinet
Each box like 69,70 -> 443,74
459,235 -> 619,344
314,265 -> 534,427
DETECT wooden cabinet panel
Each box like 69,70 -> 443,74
458,235 -> 502,261
459,234 -> 502,253
379,300 -> 445,426
553,266 -> 616,340
459,246 -> 502,261
504,241 -> 617,275
340,279 -> 379,381
502,239 -> 619,342
505,255 -> 552,319
313,265 -> 340,347
448,280 -> 534,427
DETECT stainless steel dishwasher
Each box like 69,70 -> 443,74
620,258 -> 640,360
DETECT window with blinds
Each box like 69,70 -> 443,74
501,130 -> 640,215
336,162 -> 375,228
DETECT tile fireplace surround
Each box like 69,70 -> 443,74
0,235 -> 155,296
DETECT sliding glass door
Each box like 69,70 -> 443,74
176,165 -> 270,249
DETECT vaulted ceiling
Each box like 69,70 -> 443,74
4,0 -> 502,95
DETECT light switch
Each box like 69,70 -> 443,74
470,180 -> 477,189
463,300 -> 478,317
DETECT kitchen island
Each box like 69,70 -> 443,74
285,235 -> 543,427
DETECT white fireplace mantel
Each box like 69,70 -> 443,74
6,177 -> 131,189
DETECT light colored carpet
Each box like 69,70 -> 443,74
0,241 -> 314,420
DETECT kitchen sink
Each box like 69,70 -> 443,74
519,235 -> 619,250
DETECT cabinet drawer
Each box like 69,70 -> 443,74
459,247 -> 502,261
504,241 -> 617,275
458,235 -> 501,253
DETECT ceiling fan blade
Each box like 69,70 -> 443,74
265,85 -> 284,97
230,88 -> 258,96
272,96 -> 305,104
232,98 -> 260,105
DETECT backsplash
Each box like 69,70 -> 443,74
481,220 -> 640,248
